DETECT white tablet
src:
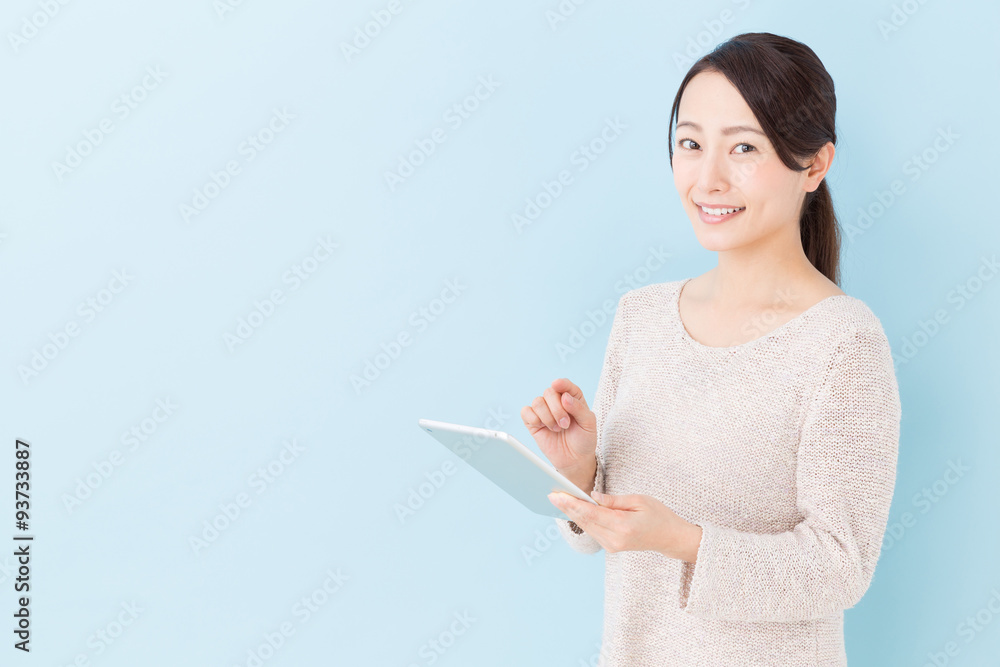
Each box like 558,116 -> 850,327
417,418 -> 600,519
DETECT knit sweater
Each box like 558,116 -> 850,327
554,277 -> 902,666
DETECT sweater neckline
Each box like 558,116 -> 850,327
672,277 -> 854,353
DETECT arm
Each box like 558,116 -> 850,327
677,326 -> 902,622
554,293 -> 629,554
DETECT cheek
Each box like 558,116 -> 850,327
728,158 -> 765,191
736,163 -> 789,207
672,162 -> 696,194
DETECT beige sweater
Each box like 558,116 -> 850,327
555,278 -> 901,666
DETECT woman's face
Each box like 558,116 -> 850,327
672,70 -> 828,252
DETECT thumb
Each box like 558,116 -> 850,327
590,490 -> 638,509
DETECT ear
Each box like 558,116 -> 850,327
803,141 -> 835,193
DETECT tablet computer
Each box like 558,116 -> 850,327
417,418 -> 600,519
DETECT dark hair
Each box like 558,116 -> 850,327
667,32 -> 841,286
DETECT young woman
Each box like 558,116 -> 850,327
522,32 -> 901,666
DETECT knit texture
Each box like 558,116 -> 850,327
554,278 -> 901,666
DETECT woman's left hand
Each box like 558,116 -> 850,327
549,490 -> 703,562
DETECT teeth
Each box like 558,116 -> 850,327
700,205 -> 745,216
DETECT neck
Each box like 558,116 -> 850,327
706,228 -> 818,308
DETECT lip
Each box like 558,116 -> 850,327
695,202 -> 744,208
695,201 -> 746,224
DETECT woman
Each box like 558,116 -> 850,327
522,32 -> 901,666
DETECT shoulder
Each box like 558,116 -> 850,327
821,294 -> 891,344
604,282 -> 678,339
811,299 -> 898,398
782,289 -> 897,382
809,317 -> 902,422
607,281 -> 683,323
618,280 -> 681,305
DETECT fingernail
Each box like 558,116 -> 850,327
558,417 -> 569,428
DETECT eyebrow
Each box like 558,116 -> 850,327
675,121 -> 765,137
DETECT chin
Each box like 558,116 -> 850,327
693,236 -> 741,252
689,223 -> 743,250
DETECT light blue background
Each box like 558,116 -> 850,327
1,0 -> 998,665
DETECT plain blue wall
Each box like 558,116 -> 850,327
1,0 -> 998,665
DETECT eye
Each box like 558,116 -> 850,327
676,139 -> 755,153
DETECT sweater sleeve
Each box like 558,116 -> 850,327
554,292 -> 630,554
677,326 -> 902,622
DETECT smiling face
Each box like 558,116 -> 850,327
672,70 -> 830,252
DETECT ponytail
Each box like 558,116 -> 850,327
799,179 -> 841,286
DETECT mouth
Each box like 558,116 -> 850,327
695,202 -> 746,224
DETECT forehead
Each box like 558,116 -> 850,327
677,71 -> 756,126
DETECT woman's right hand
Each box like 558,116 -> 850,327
521,378 -> 597,477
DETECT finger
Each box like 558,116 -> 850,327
552,501 -> 610,549
549,492 -> 580,520
551,492 -> 605,529
542,386 -> 571,430
559,391 -> 595,433
531,395 -> 558,431
590,491 -> 640,510
590,490 -> 648,512
551,377 -> 589,411
520,405 -> 544,432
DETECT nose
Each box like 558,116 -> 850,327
695,150 -> 730,195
